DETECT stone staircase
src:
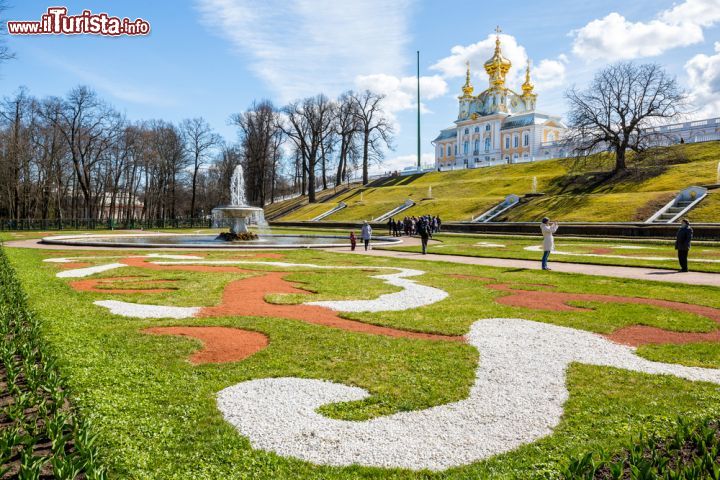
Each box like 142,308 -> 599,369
646,186 -> 708,224
311,202 -> 347,221
375,200 -> 415,222
472,195 -> 520,223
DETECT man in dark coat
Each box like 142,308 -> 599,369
675,218 -> 693,272
417,217 -> 430,255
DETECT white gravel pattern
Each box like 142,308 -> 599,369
88,260 -> 446,318
152,260 -> 448,312
56,263 -> 128,278
474,242 -> 506,248
94,300 -> 200,319
524,244 -> 720,263
217,318 -> 720,471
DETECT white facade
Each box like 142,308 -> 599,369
432,33 -> 565,171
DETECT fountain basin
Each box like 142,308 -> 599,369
211,205 -> 265,234
40,233 -> 403,249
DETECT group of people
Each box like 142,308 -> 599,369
351,214 -> 695,273
387,216 -> 442,237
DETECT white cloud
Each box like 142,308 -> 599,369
533,57 -> 568,90
571,0 -> 720,62
430,34 -> 565,94
196,0 -> 413,101
686,42 -> 720,118
354,74 -> 447,114
659,0 -> 720,27
431,34 -> 529,89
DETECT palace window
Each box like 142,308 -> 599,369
474,140 -> 480,153
463,141 -> 469,154
523,133 -> 529,146
447,145 -> 452,156
485,137 -> 491,152
454,145 -> 458,155
548,132 -> 555,142
513,135 -> 519,148
485,124 -> 491,131
464,128 -> 469,135
504,136 -> 510,149
438,146 -> 443,158
474,126 -> 480,133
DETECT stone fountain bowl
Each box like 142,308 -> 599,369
211,205 -> 264,218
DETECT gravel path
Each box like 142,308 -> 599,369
56,263 -> 127,278
333,240 -> 720,287
94,300 -> 200,319
524,244 -> 720,263
217,318 -> 720,471
80,259 -> 448,318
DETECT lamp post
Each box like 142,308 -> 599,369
417,50 -> 421,170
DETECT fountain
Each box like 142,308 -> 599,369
40,163 -> 403,249
211,165 -> 265,241
427,186 -> 433,199
531,176 -> 538,194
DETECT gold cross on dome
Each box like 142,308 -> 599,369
495,25 -> 502,36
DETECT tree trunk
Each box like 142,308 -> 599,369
362,132 -> 370,185
615,146 -> 627,172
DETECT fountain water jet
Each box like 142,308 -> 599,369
211,165 -> 265,240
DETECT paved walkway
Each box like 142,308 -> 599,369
6,236 -> 720,288
329,238 -> 720,288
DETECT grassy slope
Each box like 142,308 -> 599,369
281,142 -> 720,223
7,245 -> 720,478
385,233 -> 720,273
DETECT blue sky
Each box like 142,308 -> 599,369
3,1 -> 720,173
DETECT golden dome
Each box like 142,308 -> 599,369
484,27 -> 511,87
522,60 -> 535,96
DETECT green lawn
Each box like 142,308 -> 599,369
280,141 -> 720,223
4,243 -> 720,478
385,232 -> 720,273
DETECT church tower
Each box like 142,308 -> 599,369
521,60 -> 537,111
458,61 -> 474,120
483,27 -> 512,113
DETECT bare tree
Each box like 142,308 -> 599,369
51,86 -> 121,218
565,62 -> 687,173
0,1 -> 15,67
231,101 -> 284,206
335,91 -> 360,186
350,90 -> 393,184
181,117 -> 221,218
280,95 -> 335,203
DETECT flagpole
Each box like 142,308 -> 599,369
417,50 -> 421,169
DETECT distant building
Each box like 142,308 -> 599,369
432,29 -> 566,170
538,117 -> 720,160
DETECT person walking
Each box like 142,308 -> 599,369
417,217 -> 430,254
675,218 -> 693,272
361,221 -> 373,251
540,217 -> 559,270
388,218 -> 395,236
349,231 -> 357,251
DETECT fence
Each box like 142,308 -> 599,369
0,218 -> 214,231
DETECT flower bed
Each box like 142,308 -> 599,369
0,247 -> 105,478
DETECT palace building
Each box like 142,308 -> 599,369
432,30 -> 566,170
